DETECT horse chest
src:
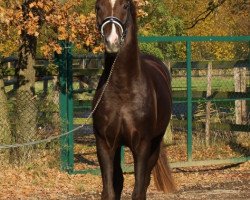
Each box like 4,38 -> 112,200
97,88 -> 147,121
97,87 -> 151,139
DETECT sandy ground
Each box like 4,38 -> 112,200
0,160 -> 249,200
70,163 -> 250,200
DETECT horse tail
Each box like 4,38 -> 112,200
152,144 -> 176,193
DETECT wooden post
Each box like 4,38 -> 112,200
234,67 -> 247,125
164,116 -> 173,145
43,77 -> 48,94
205,61 -> 212,147
164,61 -> 173,145
241,67 -> 247,124
8,62 -> 11,81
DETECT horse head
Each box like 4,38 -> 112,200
96,0 -> 133,53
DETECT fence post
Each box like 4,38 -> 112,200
234,67 -> 247,125
164,61 -> 173,145
205,61 -> 212,146
186,40 -> 193,162
66,42 -> 74,174
55,41 -> 74,173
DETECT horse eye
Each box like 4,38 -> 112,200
96,5 -> 100,12
123,3 -> 129,9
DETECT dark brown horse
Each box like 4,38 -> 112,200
93,0 -> 175,199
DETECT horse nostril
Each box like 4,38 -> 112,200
106,37 -> 119,46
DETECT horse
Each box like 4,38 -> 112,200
93,0 -> 175,199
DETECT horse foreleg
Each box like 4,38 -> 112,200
113,147 -> 124,200
131,141 -> 151,200
96,136 -> 116,200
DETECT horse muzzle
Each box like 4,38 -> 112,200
99,17 -> 127,53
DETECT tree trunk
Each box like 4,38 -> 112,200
11,50 -> 38,165
11,0 -> 39,165
205,61 -> 212,147
52,76 -> 60,133
0,73 -> 12,164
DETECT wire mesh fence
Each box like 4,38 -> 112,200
171,60 -> 250,162
0,58 -> 60,165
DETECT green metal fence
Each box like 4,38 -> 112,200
58,36 -> 250,174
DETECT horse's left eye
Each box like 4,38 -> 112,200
123,3 -> 129,9
96,5 -> 100,12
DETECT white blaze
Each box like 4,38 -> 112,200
107,24 -> 118,45
110,0 -> 117,9
108,0 -> 119,46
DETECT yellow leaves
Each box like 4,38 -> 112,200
78,14 -> 87,24
29,2 -> 36,8
28,11 -> 35,18
53,44 -> 63,55
0,39 -> 19,57
1,0 -> 103,57
141,29 -> 150,36
34,31 -> 39,37
0,6 -> 16,25
0,6 -> 5,22
135,0 -> 149,17
213,42 -> 235,60
58,26 -> 68,40
37,1 -> 44,9
40,42 -> 62,58
93,45 -> 104,54
25,18 -> 40,36
29,1 -> 49,11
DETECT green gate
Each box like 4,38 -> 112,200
58,36 -> 250,174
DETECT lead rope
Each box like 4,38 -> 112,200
83,51 -> 119,123
0,51 -> 120,150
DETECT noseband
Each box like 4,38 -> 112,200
99,16 -> 128,42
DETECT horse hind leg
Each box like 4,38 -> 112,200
113,146 -> 124,200
132,136 -> 175,200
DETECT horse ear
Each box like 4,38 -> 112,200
95,10 -> 101,31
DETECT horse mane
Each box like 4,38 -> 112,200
130,0 -> 138,32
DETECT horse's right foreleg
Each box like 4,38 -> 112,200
113,146 -> 124,200
96,136 -> 116,200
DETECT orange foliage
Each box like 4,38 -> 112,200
166,0 -> 249,60
0,0 -> 99,57
0,0 -> 149,58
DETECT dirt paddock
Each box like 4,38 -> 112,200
0,162 -> 249,200
71,163 -> 249,200
73,179 -> 250,200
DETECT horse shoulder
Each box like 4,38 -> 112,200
140,53 -> 171,86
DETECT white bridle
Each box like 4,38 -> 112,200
99,16 -> 127,41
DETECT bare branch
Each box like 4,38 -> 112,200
185,0 -> 227,29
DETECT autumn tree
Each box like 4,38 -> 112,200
166,0 -> 250,60
136,0 -> 184,60
0,0 -> 100,164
